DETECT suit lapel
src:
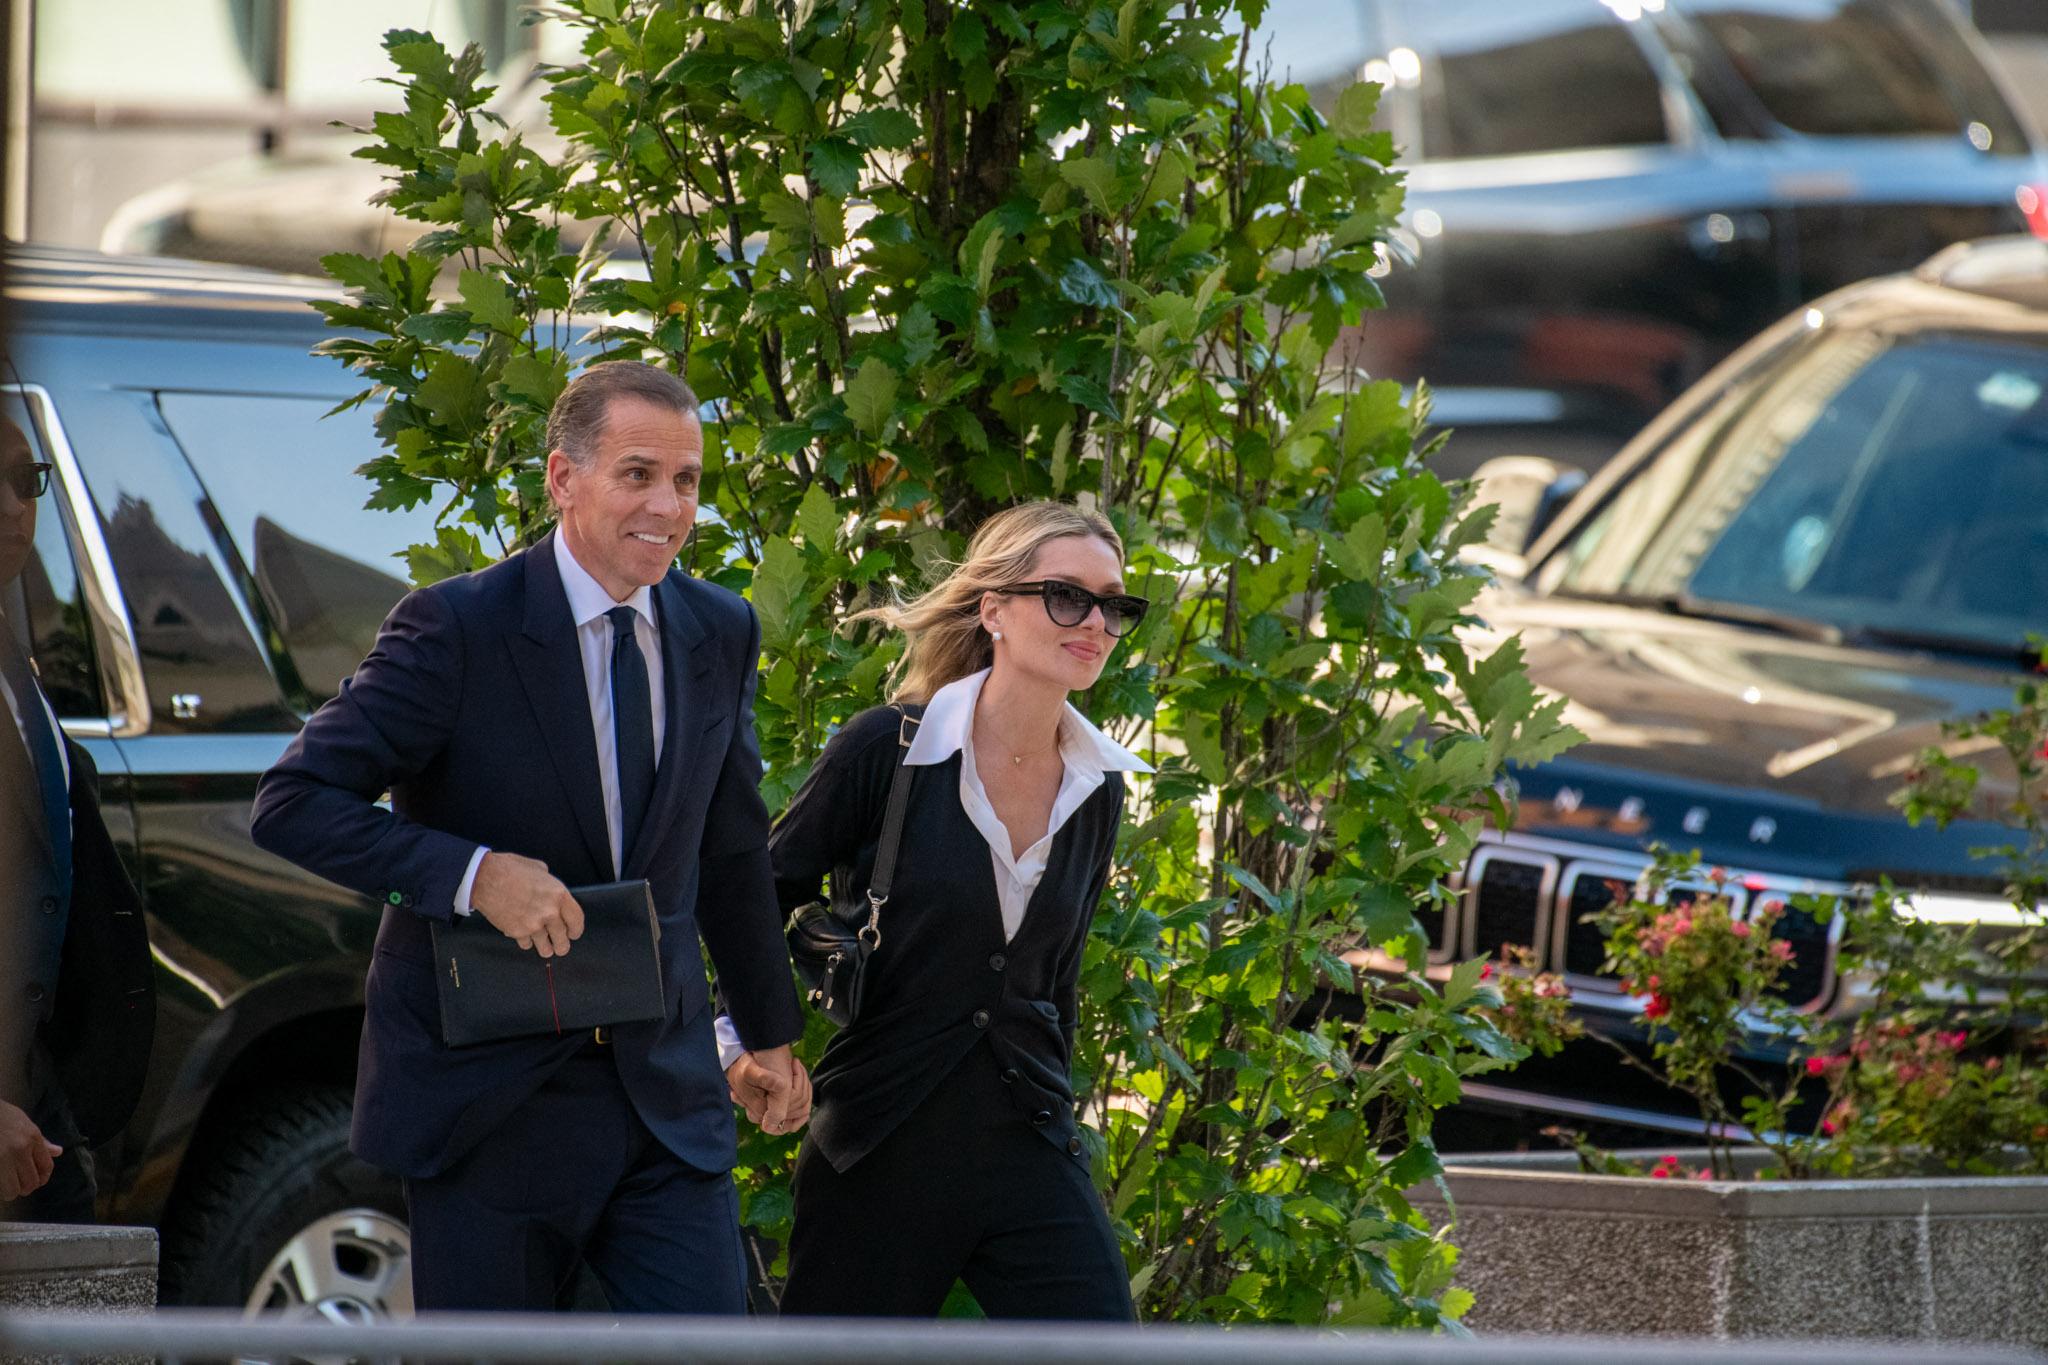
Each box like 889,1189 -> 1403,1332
623,574 -> 712,879
0,717 -> 52,859
507,533 -> 612,879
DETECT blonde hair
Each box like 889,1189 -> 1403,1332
856,501 -> 1124,704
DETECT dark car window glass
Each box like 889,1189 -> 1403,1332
1412,1 -> 1668,158
1554,329 -> 2048,652
57,387 -> 291,733
156,393 -> 437,708
1676,0 -> 2030,149
0,391 -> 101,719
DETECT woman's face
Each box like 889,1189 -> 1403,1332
982,533 -> 1126,694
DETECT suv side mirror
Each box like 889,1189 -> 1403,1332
1468,456 -> 1588,556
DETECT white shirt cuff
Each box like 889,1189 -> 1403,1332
714,1014 -> 746,1072
453,846 -> 490,917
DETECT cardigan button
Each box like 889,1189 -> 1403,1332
1031,1110 -> 1051,1126
989,953 -> 1006,971
1001,1068 -> 1019,1085
1066,1137 -> 1083,1156
40,896 -> 57,914
972,1009 -> 991,1029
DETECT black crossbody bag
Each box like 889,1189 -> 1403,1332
786,709 -> 918,1027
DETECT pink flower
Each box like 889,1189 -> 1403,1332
1656,1153 -> 1679,1167
1988,1057 -> 2003,1072
1650,1166 -> 1671,1179
1821,1118 -> 1839,1136
1643,994 -> 1671,1020
1938,1031 -> 1968,1051
1731,921 -> 1752,939
1769,940 -> 1794,963
1693,1169 -> 1712,1181
1804,1056 -> 1828,1077
1708,866 -> 1728,886
1758,899 -> 1784,918
1897,1063 -> 1922,1083
1479,962 -> 1494,980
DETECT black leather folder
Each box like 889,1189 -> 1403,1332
429,880 -> 665,1047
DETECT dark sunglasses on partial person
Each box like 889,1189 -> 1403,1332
995,579 -> 1150,637
3,462 -> 52,501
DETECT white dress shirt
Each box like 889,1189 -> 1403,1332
454,533 -> 666,914
713,666 -> 1150,1068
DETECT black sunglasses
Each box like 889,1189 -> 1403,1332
3,462 -> 51,502
995,580 -> 1150,637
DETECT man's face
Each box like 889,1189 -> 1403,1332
545,398 -> 703,601
0,420 -> 38,592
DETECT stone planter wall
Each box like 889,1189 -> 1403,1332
0,1223 -> 157,1312
1413,1154 -> 2048,1350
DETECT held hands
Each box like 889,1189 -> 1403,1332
725,1045 -> 812,1136
1,1100 -> 61,1202
471,851 -> 584,957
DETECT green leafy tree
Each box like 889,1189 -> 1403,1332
316,0 -> 1579,1325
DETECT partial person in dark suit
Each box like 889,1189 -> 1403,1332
1,413 -> 154,1220
768,501 -> 1150,1320
250,362 -> 807,1312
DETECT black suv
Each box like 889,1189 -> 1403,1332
1445,235 -> 2048,1136
2,245 -> 438,1314
1254,0 -> 2048,475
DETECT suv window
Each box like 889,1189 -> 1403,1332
156,393 -> 437,708
1551,328 -> 2048,653
1411,1 -> 1670,159
1672,0 -> 2031,150
1,390 -> 102,720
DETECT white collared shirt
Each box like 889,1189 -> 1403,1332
905,667 -> 1152,942
454,533 -> 666,913
713,667 -> 1151,1069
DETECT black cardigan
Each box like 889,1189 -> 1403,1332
769,702 -> 1124,1173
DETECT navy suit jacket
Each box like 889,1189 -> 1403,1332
251,532 -> 802,1179
4,733 -> 154,1148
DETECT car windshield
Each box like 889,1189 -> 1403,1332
1672,0 -> 2031,149
1545,327 -> 2048,656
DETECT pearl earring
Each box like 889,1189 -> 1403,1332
992,630 -> 1004,641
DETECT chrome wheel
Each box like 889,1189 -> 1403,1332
244,1207 -> 413,1322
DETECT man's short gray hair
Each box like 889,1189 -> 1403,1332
546,361 -> 700,468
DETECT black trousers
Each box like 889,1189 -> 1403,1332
780,1042 -> 1134,1321
402,1042 -> 745,1313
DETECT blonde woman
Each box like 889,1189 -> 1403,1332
769,501 -> 1151,1319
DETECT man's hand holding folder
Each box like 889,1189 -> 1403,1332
471,850 -> 585,957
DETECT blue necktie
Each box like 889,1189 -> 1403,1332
2,634 -> 71,897
607,606 -> 656,873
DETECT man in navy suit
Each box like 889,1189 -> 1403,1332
2,411 -> 154,1220
252,361 -> 807,1312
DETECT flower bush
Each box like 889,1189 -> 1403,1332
1561,855 -> 2048,1181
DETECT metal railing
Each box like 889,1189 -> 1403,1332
0,1312 -> 2042,1365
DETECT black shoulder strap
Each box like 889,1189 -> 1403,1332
859,707 -> 919,948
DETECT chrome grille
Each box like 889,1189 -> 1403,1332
1455,833 -> 1843,1015
1464,850 -> 1554,961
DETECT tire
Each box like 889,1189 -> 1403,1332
157,1084 -> 412,1319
